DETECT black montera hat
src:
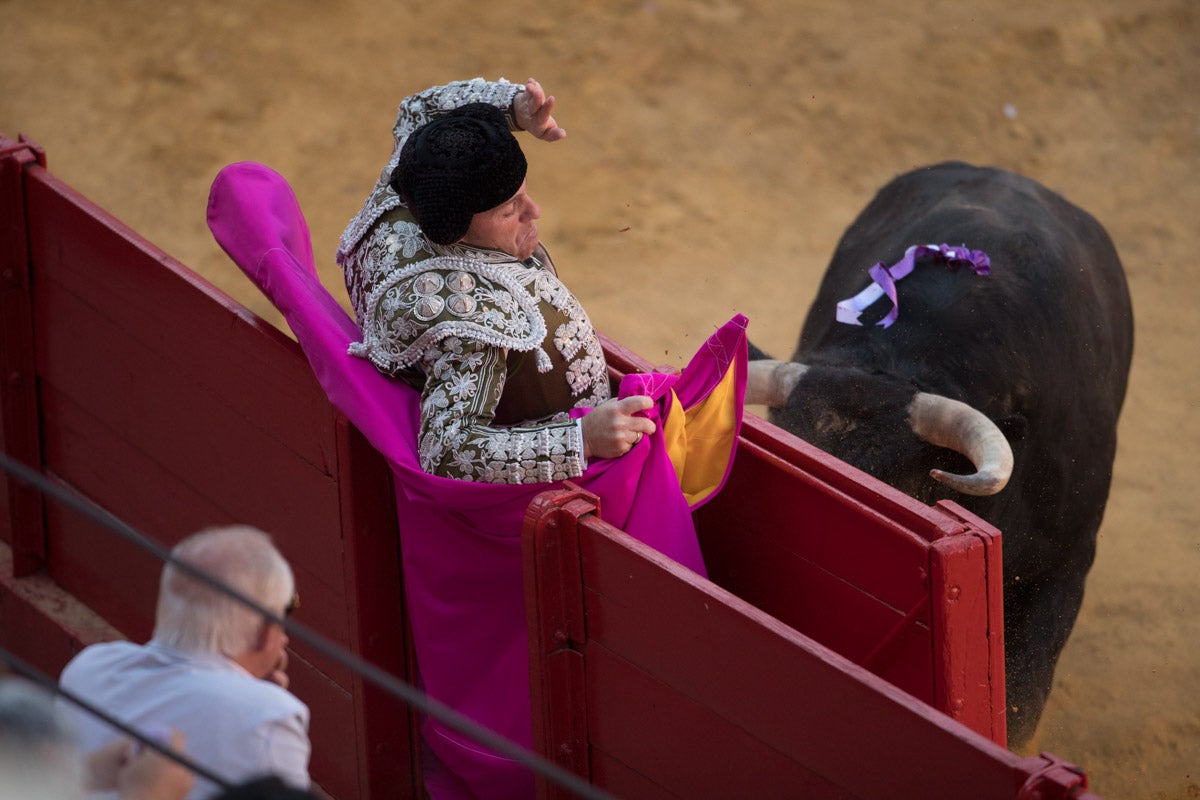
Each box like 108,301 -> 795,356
389,103 -> 527,245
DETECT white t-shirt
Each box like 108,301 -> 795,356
59,640 -> 310,800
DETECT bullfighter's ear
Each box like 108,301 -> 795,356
996,414 -> 1028,443
747,340 -> 776,361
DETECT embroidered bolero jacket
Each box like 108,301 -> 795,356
337,79 -> 611,484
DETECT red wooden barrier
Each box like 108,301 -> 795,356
603,334 -> 1007,745
523,486 -> 1093,799
0,134 -> 418,799
0,135 -> 47,576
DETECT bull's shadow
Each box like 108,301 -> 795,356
747,160 -> 1133,747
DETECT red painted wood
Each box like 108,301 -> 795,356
576,336 -> 1002,733
587,752 -> 686,800
700,436 -> 935,607
40,476 -> 164,642
931,500 -> 1007,746
1,535 -> 122,680
585,643 -> 854,799
698,467 -> 929,655
24,168 -> 355,674
2,151 -> 425,798
739,413 -> 966,539
335,417 -> 420,798
930,531 -> 998,742
695,436 -> 947,705
524,495 -> 1098,798
523,489 -> 593,797
286,655 -> 356,799
24,172 -> 334,470
36,380 -> 353,669
0,580 -> 93,677
0,136 -> 47,574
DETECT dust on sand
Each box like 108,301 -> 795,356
3,1 -> 1197,797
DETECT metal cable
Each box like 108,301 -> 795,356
0,451 -> 614,800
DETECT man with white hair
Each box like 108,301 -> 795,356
58,526 -> 311,799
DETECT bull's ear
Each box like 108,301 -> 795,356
747,340 -> 776,361
996,414 -> 1027,442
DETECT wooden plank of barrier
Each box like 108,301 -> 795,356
930,500 -> 1007,745
3,153 -> 421,798
0,135 -> 47,574
523,485 -> 1094,799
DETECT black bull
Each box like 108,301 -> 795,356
747,161 -> 1133,746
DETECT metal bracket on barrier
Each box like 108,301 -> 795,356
1017,752 -> 1090,799
0,134 -> 47,168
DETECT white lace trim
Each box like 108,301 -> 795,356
415,338 -> 588,484
431,239 -> 542,266
352,255 -> 553,374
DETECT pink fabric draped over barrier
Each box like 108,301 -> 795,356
207,162 -> 748,799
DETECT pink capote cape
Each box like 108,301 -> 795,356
207,162 -> 748,799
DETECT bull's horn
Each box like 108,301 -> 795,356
909,392 -> 1014,496
746,360 -> 808,407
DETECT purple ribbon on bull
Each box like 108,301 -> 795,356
836,243 -> 991,328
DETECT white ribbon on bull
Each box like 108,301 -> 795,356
836,243 -> 991,328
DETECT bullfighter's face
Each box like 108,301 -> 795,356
460,181 -> 542,261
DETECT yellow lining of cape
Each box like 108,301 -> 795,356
661,359 -> 740,506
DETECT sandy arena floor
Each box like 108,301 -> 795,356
3,2 -> 1197,797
